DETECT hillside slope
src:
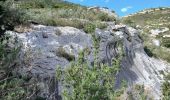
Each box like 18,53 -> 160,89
122,8 -> 170,63
1,0 -> 170,100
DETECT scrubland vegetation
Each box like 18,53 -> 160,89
122,7 -> 170,63
1,0 -> 170,99
0,0 -> 118,99
2,0 -> 115,34
122,8 -> 170,99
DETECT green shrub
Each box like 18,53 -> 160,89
0,34 -> 40,100
52,2 -> 80,9
162,37 -> 170,48
162,81 -> 170,100
56,47 -> 75,61
98,13 -> 109,21
0,0 -> 28,34
0,35 -> 20,72
83,23 -> 96,33
56,35 -> 124,99
162,73 -> 170,100
0,35 -> 23,99
95,22 -> 107,29
16,0 -> 116,27
165,73 -> 170,80
18,0 -> 59,9
122,19 -> 136,27
127,84 -> 150,100
57,52 -> 123,99
97,13 -> 115,21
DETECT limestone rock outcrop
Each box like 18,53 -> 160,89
7,24 -> 170,99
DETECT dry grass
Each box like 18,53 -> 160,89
123,8 -> 170,63
14,25 -> 32,33
56,47 -> 75,61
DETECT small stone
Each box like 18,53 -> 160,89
42,32 -> 48,38
152,39 -> 160,46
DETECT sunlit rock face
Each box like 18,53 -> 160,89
7,25 -> 93,99
96,25 -> 170,99
7,24 -> 170,99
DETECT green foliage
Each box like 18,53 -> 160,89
57,52 -> 122,99
127,84 -> 151,100
13,0 -> 116,28
139,31 -> 170,62
144,44 -> 170,62
83,23 -> 96,33
122,8 -> 170,62
0,35 -> 20,72
165,73 -> 170,80
56,35 -> 124,99
0,0 -> 28,34
0,34 -> 23,99
122,19 -> 136,27
95,22 -> 107,29
18,0 -> 61,9
56,47 -> 75,61
98,13 -> 115,21
162,73 -> 170,100
162,37 -> 170,48
52,1 -> 81,9
0,34 -> 39,100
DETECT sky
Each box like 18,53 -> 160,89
66,0 -> 170,16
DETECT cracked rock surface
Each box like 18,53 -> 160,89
7,24 -> 170,99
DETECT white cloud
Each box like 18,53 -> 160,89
121,6 -> 132,13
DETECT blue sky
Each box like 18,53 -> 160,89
66,0 -> 170,16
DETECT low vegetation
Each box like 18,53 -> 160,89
56,46 -> 75,61
0,34 -> 36,100
127,84 -> 153,100
161,37 -> 170,48
12,0 -> 114,31
1,0 -> 170,99
162,73 -> 170,100
0,0 -> 28,35
83,23 -> 96,33
122,8 -> 170,28
122,8 -> 170,63
56,36 -> 125,99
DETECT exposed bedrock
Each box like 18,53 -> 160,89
7,24 -> 170,99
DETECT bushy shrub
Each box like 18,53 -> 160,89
83,23 -> 96,33
0,0 -> 28,35
162,37 -> 170,48
56,47 -> 75,61
57,52 -> 123,99
0,34 -> 40,100
127,84 -> 152,100
162,73 -> 170,100
0,34 -> 23,99
95,22 -> 107,29
18,0 -> 60,9
97,13 -> 115,21
122,19 -> 136,27
0,35 -> 20,72
14,0 -> 117,29
52,1 -> 80,9
56,35 -> 124,99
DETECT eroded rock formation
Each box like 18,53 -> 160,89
7,23 -> 170,99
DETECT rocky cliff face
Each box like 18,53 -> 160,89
7,23 -> 170,99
